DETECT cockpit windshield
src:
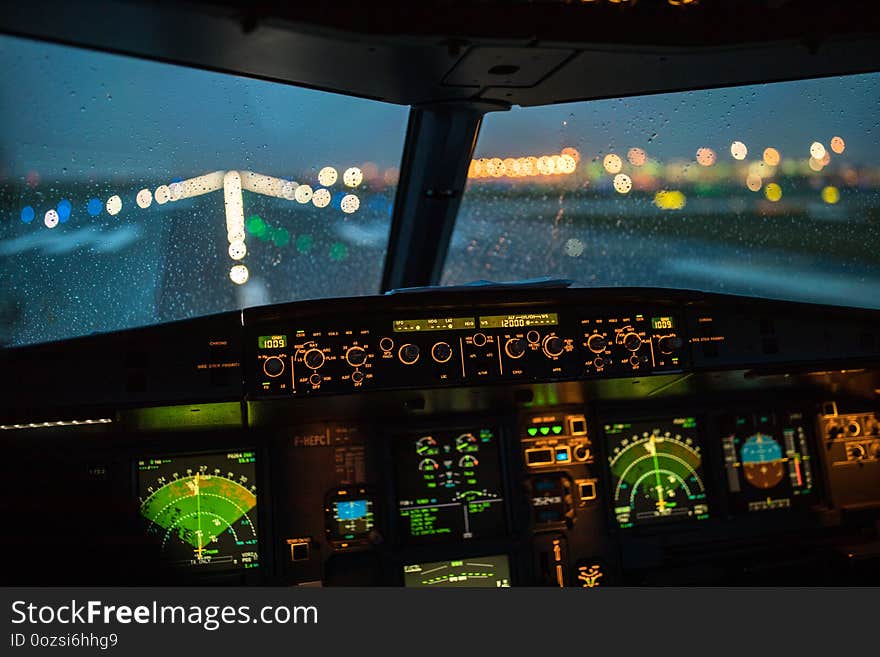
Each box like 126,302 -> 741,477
443,72 -> 880,309
0,35 -> 408,347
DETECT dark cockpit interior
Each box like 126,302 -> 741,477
1,0 -> 879,588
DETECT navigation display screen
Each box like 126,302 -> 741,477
137,451 -> 259,572
394,428 -> 505,543
403,554 -> 511,587
605,417 -> 709,528
719,410 -> 815,513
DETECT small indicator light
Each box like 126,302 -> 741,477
540,427 -> 551,436
527,427 -> 538,437
552,425 -> 563,435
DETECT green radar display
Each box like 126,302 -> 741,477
605,417 -> 709,528
137,451 -> 259,571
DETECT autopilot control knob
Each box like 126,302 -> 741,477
351,370 -> 365,384
587,334 -> 607,353
399,343 -> 420,365
623,332 -> 642,351
543,335 -> 565,358
304,348 -> 326,369
849,444 -> 866,460
431,341 -> 453,363
262,356 -> 285,378
658,335 -> 684,354
505,338 -> 527,359
345,346 -> 367,367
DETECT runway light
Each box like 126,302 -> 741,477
318,166 -> 338,187
830,136 -> 845,154
341,194 -> 360,214
696,147 -> 716,166
106,195 -> 122,216
136,189 -> 153,209
564,238 -> 585,257
561,147 -> 581,163
228,240 -> 247,260
343,167 -> 363,187
627,148 -> 647,166
746,174 -> 763,192
810,141 -> 826,160
312,188 -> 331,208
730,141 -> 748,160
557,154 -> 577,174
808,157 -> 824,172
762,148 -> 780,166
295,184 -> 313,203
155,185 -> 171,204
44,208 -> 59,228
603,153 -> 623,174
613,173 -> 633,194
764,183 -> 782,202
229,264 -> 249,285
654,190 -> 686,210
821,186 -> 840,204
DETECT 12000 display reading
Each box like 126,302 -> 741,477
395,428 -> 505,543
137,451 -> 259,571
605,417 -> 709,528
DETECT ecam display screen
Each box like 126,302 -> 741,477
403,554 -> 511,587
394,428 -> 505,543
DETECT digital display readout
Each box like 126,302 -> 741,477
651,316 -> 675,330
392,317 -> 476,332
479,313 -> 558,329
258,335 -> 287,349
404,554 -> 511,587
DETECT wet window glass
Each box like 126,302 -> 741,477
0,35 -> 407,347
442,72 -> 880,310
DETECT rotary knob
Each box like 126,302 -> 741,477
309,373 -> 323,386
351,370 -> 365,384
345,346 -> 367,367
303,348 -> 325,370
543,335 -> 565,358
658,335 -> 683,354
505,338 -> 527,359
262,356 -> 285,378
472,333 -> 488,347
587,334 -> 607,354
399,343 -> 420,365
431,341 -> 453,363
623,332 -> 642,351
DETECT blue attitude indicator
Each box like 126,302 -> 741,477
336,499 -> 368,521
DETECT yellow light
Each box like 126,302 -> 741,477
808,157 -> 824,172
730,141 -> 748,160
294,184 -> 313,203
343,167 -> 363,187
557,154 -> 577,174
613,173 -> 632,194
318,166 -> 338,186
654,190 -> 686,210
228,240 -> 247,260
503,158 -> 518,176
762,148 -> 780,166
341,194 -> 360,214
627,147 -> 647,166
821,186 -> 840,204
487,157 -> 505,177
830,136 -> 845,154
764,183 -> 782,202
469,159 -> 485,178
696,147 -> 716,166
537,155 -> 555,175
229,264 -> 249,285
746,174 -> 762,192
810,142 -> 826,160
820,151 -> 830,166
136,188 -> 153,209
106,195 -> 122,215
155,185 -> 171,204
561,147 -> 581,164
312,188 -> 331,208
603,153 -> 623,174
522,157 -> 537,176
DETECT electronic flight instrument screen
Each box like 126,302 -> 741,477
605,417 -> 709,528
719,411 -> 816,512
403,554 -> 511,587
325,486 -> 376,546
137,451 -> 260,571
394,428 -> 505,542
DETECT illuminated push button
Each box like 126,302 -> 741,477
587,334 -> 607,353
399,343 -> 420,365
527,330 -> 540,344
472,332 -> 488,347
379,337 -> 394,352
309,373 -> 323,387
629,355 -> 640,366
622,332 -> 642,351
658,335 -> 683,354
304,349 -> 326,370
431,341 -> 453,363
573,444 -> 590,461
263,356 -> 285,378
593,357 -> 605,369
351,370 -> 365,384
578,480 -> 597,501
543,335 -> 565,358
345,346 -> 367,367
505,338 -> 527,359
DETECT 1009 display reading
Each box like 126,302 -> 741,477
258,335 -> 287,349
